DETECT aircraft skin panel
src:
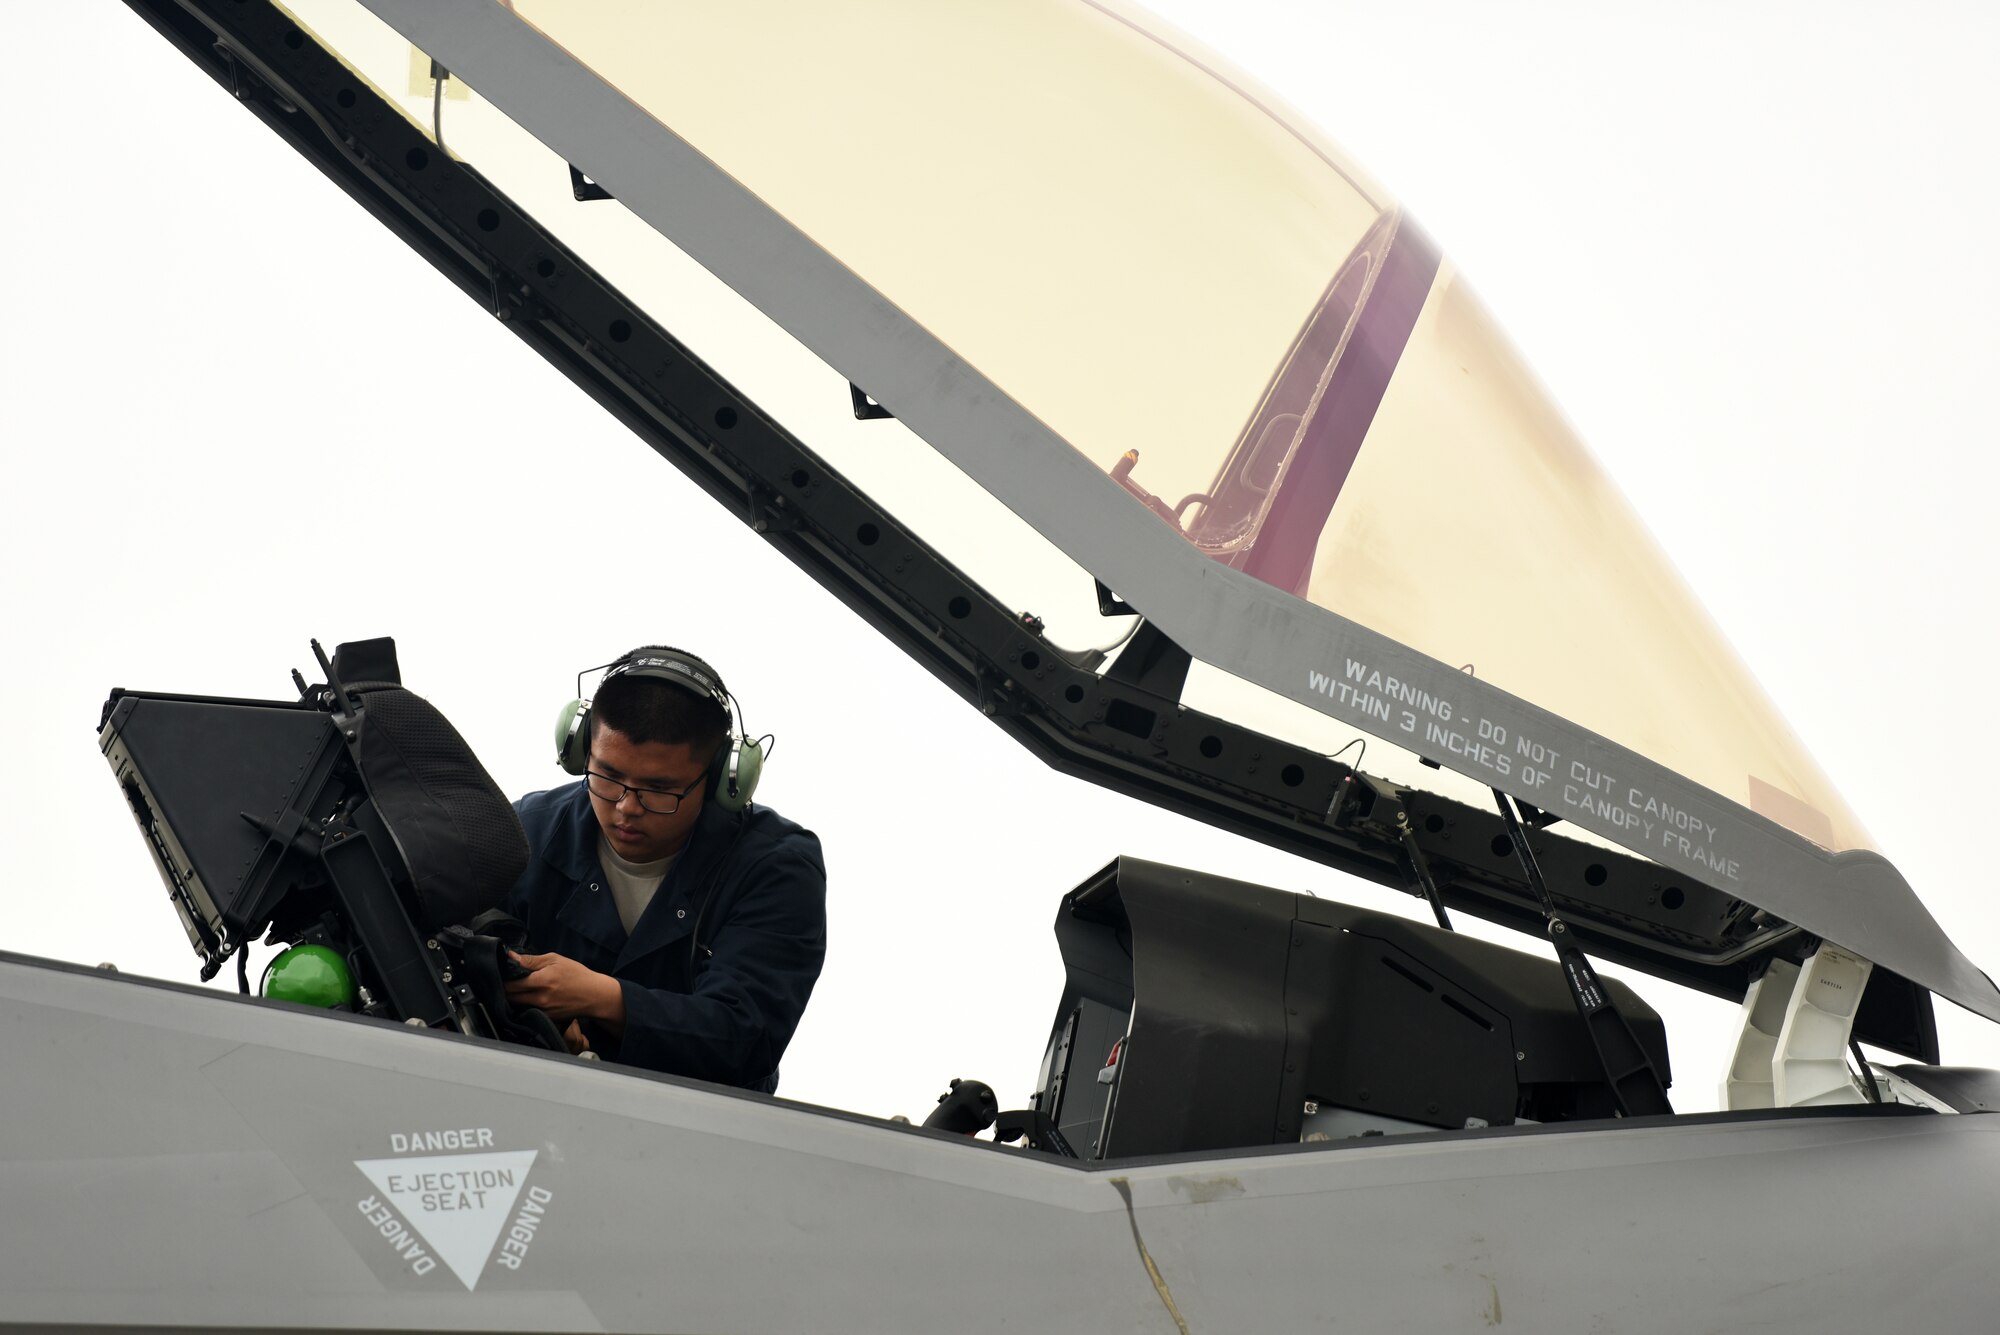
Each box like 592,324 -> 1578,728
344,0 -> 2000,1025
7,955 -> 1999,1332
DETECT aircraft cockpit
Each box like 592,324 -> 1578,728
102,635 -> 1707,1162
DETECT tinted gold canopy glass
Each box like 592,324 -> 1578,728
282,0 -> 1862,861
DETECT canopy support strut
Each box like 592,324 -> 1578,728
1393,808 -> 1452,931
1494,789 -> 1672,1118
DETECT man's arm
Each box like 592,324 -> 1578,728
506,951 -> 626,1033
504,831 -> 826,1088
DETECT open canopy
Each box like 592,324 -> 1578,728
247,0 -> 1996,1022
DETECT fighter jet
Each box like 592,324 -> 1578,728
5,3 -> 1997,1330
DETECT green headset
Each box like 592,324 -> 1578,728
553,646 -> 767,813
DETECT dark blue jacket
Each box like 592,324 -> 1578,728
506,782 -> 826,1094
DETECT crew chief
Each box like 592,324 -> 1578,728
502,647 -> 825,1093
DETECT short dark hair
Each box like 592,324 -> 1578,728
592,672 -> 729,757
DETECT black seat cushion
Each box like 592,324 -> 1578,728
351,683 -> 528,931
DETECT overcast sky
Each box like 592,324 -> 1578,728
4,1 -> 1996,1119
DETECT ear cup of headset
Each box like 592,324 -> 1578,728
562,649 -> 770,807
554,699 -> 591,775
711,735 -> 765,813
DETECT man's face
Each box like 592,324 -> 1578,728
586,724 -> 709,863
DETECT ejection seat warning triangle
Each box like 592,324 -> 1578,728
354,1149 -> 537,1289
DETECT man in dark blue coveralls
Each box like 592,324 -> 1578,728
503,647 -> 825,1093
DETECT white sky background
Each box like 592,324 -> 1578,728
3,1 -> 1997,1123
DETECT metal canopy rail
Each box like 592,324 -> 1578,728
116,0 -> 1940,1057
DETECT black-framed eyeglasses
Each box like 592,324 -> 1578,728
584,769 -> 702,815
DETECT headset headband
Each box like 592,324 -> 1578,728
597,647 -> 732,719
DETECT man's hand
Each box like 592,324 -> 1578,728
562,1020 -> 591,1056
505,951 -> 626,1035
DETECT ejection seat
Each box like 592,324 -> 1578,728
102,636 -> 563,1049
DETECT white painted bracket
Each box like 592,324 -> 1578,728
1722,945 -> 1879,1109
1772,944 -> 1874,1108
1721,957 -> 1800,1110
